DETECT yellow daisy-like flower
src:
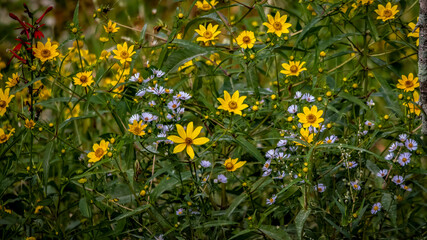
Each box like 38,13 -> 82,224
297,105 -> 324,128
195,23 -> 221,44
195,0 -> 218,11
65,103 -> 80,119
113,42 -> 136,64
73,71 -> 94,87
25,119 -> 36,129
6,73 -> 19,88
87,140 -> 109,163
206,53 -> 221,66
0,127 -> 15,144
33,39 -> 59,62
263,12 -> 292,37
224,158 -> 246,172
217,90 -> 249,115
408,20 -> 419,46
357,0 -> 374,5
0,88 -> 14,116
375,2 -> 399,22
178,60 -> 195,74
99,50 -> 111,60
280,61 -> 307,77
236,31 -> 256,49
128,120 -> 148,136
404,91 -> 421,116
104,20 -> 120,34
167,122 -> 209,159
397,73 -> 419,92
298,128 -> 314,145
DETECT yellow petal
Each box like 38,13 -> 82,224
173,143 -> 187,153
167,135 -> 185,143
176,124 -> 187,139
186,146 -> 195,159
193,137 -> 209,145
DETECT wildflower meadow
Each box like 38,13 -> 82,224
1,0 -> 426,239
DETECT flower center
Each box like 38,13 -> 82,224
225,162 -> 234,170
404,80 -> 414,88
273,22 -> 282,31
228,101 -> 238,110
41,49 -> 51,58
290,65 -> 298,73
95,148 -> 104,158
120,50 -> 129,59
185,137 -> 193,145
402,158 -> 407,162
306,113 -> 317,123
408,143 -> 413,148
0,134 -> 7,141
353,184 -> 358,188
242,36 -> 251,44
202,3 -> 210,10
269,198 -> 274,202
203,31 -> 213,39
80,75 -> 88,83
0,100 -> 6,108
374,206 -> 379,210
383,9 -> 392,18
317,187 -> 322,192
133,126 -> 142,135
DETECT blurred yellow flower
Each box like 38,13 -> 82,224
375,2 -> 399,22
195,0 -> 218,11
0,127 -> 14,144
263,12 -> 292,37
6,73 -> 19,88
0,88 -> 14,116
397,73 -> 419,92
297,105 -> 324,128
64,103 -> 80,119
178,60 -> 195,74
25,119 -> 36,129
224,158 -> 246,171
408,20 -> 419,46
167,122 -> 209,159
73,71 -> 94,87
87,140 -> 109,163
195,23 -> 221,44
281,61 -> 306,77
104,20 -> 119,33
206,53 -> 221,66
404,91 -> 421,116
113,42 -> 136,64
128,120 -> 148,136
236,31 -> 256,49
33,39 -> 59,62
217,90 -> 248,115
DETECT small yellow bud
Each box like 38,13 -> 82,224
61,149 -> 66,154
273,104 -> 277,109
327,123 -> 332,129
250,54 -> 255,60
303,167 -> 308,173
38,127 -> 43,132
352,83 -> 358,89
317,97 -> 322,101
78,178 -> 87,184
398,94 -> 403,100
284,36 -> 288,40
298,173 -> 302,177
248,216 -> 252,220
255,101 -> 260,105
343,77 -> 347,82
318,68 -> 323,73
252,105 -> 259,111
290,163 -> 294,167
242,182 -> 247,187
110,138 -> 115,144
287,116 -> 293,122
107,152 -> 113,157
49,123 -> 54,127
304,162 -> 308,166
290,56 -> 294,61
243,56 -> 247,60
178,13 -> 184,19
97,8 -> 101,12
72,27 -> 78,33
326,91 -> 332,97
353,213 -> 358,218
384,115 -> 389,120
320,51 -> 326,57
187,201 -> 192,206
204,115 -> 209,119
271,94 -> 277,100
292,125 -> 297,130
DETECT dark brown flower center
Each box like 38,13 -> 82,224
120,50 -> 129,59
404,80 -> 414,88
242,36 -> 251,44
228,101 -> 238,110
273,22 -> 282,31
95,148 -> 104,158
0,134 -> 7,141
290,65 -> 298,73
185,137 -> 193,145
306,113 -> 316,123
0,100 -> 6,108
202,3 -> 210,9
133,126 -> 142,135
402,158 -> 407,162
203,31 -> 213,39
225,162 -> 234,170
41,49 -> 51,58
80,75 -> 88,83
383,9 -> 392,18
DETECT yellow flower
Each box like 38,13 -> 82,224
397,73 -> 419,92
280,61 -> 307,77
34,205 -> 43,214
206,53 -> 221,66
73,71 -> 94,87
6,73 -> 19,88
195,23 -> 221,44
404,91 -> 421,116
99,50 -> 111,60
167,122 -> 209,159
0,88 -> 14,116
195,0 -> 218,11
87,140 -> 109,163
375,2 -> 399,22
263,12 -> 292,37
178,60 -> 195,74
224,158 -> 246,171
33,39 -> 59,62
104,20 -> 120,33
128,120 -> 148,136
357,0 -> 374,5
297,105 -> 324,128
297,128 -> 314,146
26,237 -> 36,240
236,31 -> 256,49
217,90 -> 249,115
113,42 -> 136,64
408,20 -> 419,46
65,103 -> 80,119
78,178 -> 88,184
99,37 -> 109,43
25,119 -> 36,129
0,127 -> 14,144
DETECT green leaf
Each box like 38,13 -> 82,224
337,92 -> 369,111
225,193 -> 247,218
244,64 -> 259,98
366,159 -> 381,175
43,142 -> 54,187
79,198 -> 92,218
229,229 -> 256,240
111,205 -> 150,222
195,220 -> 238,228
258,225 -> 291,240
73,1 -> 79,25
150,171 -> 191,200
234,136 -> 264,162
295,209 -> 311,240
323,216 -> 351,238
